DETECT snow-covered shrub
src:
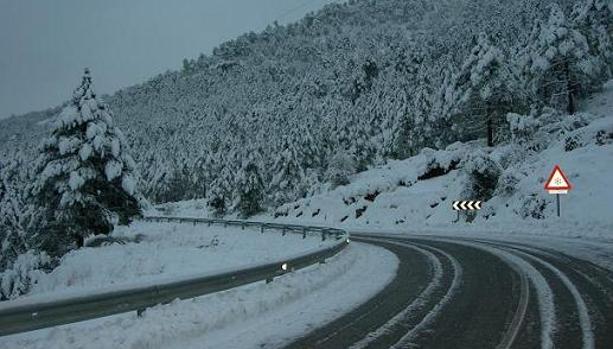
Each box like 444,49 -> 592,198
326,151 -> 356,188
207,186 -> 228,218
594,129 -> 613,145
0,250 -> 51,300
494,169 -> 522,197
417,147 -> 462,180
517,193 -> 548,219
538,109 -> 592,137
564,134 -> 583,151
84,233 -> 144,247
507,112 -> 541,144
461,150 -> 502,201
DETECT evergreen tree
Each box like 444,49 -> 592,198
571,0 -> 613,83
268,137 -> 306,206
236,153 -> 265,218
390,111 -> 413,160
34,69 -> 143,255
529,4 -> 595,114
207,161 -> 234,216
0,161 -> 27,270
452,32 -> 513,146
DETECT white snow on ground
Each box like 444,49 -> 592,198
1,243 -> 398,349
9,221 -> 335,303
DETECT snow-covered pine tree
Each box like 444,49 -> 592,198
0,159 -> 55,300
529,4 -> 595,115
571,0 -> 613,84
236,152 -> 265,218
325,149 -> 356,188
0,160 -> 27,270
268,137 -> 306,207
207,159 -> 235,217
34,69 -> 143,255
408,72 -> 435,152
452,32 -> 513,146
389,110 -> 413,160
430,65 -> 457,149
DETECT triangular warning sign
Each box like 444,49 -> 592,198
544,165 -> 572,193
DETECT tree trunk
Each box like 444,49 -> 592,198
486,117 -> 494,147
75,234 -> 84,248
567,89 -> 575,115
565,62 -> 576,115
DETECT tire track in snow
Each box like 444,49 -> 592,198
438,239 -> 558,349
494,251 -> 530,349
475,241 -> 595,349
388,241 -> 462,349
346,238 -> 451,349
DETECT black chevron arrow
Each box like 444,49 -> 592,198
452,200 -> 482,211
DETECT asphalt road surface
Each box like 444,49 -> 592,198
284,234 -> 613,349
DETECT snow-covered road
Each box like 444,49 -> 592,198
286,233 -> 613,349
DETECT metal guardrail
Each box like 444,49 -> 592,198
143,215 -> 348,241
0,216 -> 349,337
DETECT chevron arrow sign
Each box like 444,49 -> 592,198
452,200 -> 482,211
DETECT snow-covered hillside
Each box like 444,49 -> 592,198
262,81 -> 613,239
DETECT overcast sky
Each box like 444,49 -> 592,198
0,0 -> 337,119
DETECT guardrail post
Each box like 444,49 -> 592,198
302,229 -> 307,239
321,231 -> 326,241
136,308 -> 146,317
260,226 -> 265,233
282,228 -> 286,236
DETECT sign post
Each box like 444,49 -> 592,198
544,165 -> 572,217
452,200 -> 482,222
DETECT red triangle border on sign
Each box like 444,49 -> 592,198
544,165 -> 572,191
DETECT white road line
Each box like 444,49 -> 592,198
347,238 -> 445,349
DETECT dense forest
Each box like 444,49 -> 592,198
0,0 -> 611,297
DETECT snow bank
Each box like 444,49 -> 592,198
13,221 -> 334,302
2,243 -> 398,349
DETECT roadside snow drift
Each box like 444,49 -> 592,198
1,243 -> 398,349
13,221 -> 336,302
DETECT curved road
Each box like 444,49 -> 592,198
284,234 -> 613,349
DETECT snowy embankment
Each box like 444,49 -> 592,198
267,81 -> 613,239
159,81 -> 613,269
5,221 -> 335,303
265,83 -> 613,269
2,243 -> 398,349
